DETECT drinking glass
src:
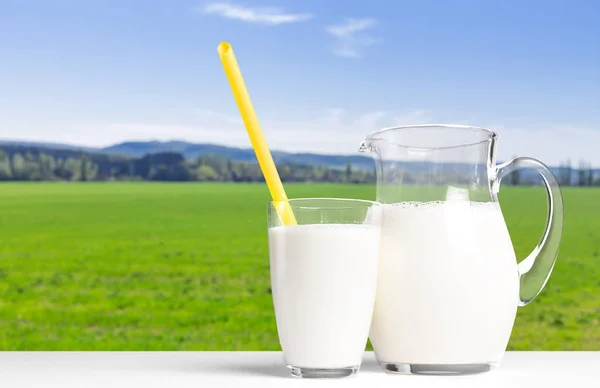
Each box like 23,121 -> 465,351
267,198 -> 382,378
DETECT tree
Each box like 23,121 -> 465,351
80,155 -> 88,181
77,155 -> 98,181
244,164 -> 263,182
585,161 -> 593,186
19,152 -> 42,180
225,159 -> 234,181
148,165 -> 169,181
194,165 -> 219,181
349,168 -> 367,184
54,157 -> 74,180
0,150 -> 12,180
85,161 -> 98,181
64,158 -> 82,181
511,155 -> 520,185
12,153 -> 26,180
322,168 -> 334,182
578,160 -> 593,187
280,165 -> 292,182
38,153 -> 56,180
148,163 -> 189,181
345,163 -> 352,183
558,159 -> 572,186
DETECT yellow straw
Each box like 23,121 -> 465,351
217,42 -> 297,226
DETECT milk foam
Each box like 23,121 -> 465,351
383,200 -> 501,210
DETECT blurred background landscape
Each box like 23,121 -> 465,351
0,0 -> 598,350
0,139 -> 598,185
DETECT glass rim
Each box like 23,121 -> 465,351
364,123 -> 498,150
269,197 -> 380,209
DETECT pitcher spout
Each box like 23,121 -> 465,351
358,139 -> 370,153
358,136 -> 376,153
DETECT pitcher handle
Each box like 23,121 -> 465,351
494,157 -> 564,306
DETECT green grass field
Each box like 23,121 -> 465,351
0,183 -> 597,350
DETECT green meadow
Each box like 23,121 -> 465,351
0,183 -> 597,350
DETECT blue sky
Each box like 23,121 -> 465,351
0,0 -> 598,164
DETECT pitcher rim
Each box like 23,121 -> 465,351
269,197 -> 380,208
364,123 -> 498,150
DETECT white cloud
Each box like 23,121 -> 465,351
392,109 -> 433,125
219,108 -> 434,154
327,18 -> 377,37
326,18 -> 379,58
193,108 -> 243,125
200,3 -> 313,25
482,124 -> 600,165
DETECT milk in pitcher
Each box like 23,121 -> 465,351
369,201 -> 519,366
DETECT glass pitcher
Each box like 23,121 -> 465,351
358,124 -> 563,375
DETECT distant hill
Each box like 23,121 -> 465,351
1,140 -> 598,183
0,141 -> 376,183
0,140 -> 98,152
81,140 -> 600,180
0,140 -> 375,169
99,141 -> 376,170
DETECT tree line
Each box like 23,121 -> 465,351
557,159 -> 598,187
501,156 -> 599,187
0,146 -> 597,186
0,149 -> 375,183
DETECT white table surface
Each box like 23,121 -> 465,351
0,351 -> 598,387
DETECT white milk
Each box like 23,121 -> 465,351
269,224 -> 381,369
370,201 -> 519,365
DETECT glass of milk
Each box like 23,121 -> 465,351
267,198 -> 382,378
